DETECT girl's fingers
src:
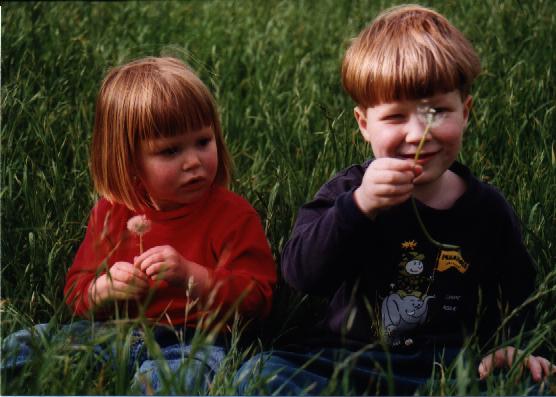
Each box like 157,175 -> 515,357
135,245 -> 174,263
137,252 -> 168,273
111,280 -> 143,298
112,263 -> 147,283
143,261 -> 170,278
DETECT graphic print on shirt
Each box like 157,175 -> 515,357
381,240 -> 470,346
381,240 -> 435,345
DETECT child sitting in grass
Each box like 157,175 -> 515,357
236,4 -> 554,395
3,56 -> 276,394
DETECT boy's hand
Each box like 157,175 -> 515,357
479,346 -> 556,382
354,158 -> 422,218
89,261 -> 149,306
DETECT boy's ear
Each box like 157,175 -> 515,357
354,106 -> 371,141
462,95 -> 473,127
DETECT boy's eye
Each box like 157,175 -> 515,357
383,114 -> 405,122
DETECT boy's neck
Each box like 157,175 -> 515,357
413,170 -> 466,210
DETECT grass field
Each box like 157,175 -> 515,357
2,0 -> 555,395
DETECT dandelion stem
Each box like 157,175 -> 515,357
411,197 -> 459,250
412,109 -> 460,250
139,236 -> 143,255
414,123 -> 431,163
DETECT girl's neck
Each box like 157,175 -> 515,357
413,170 -> 466,210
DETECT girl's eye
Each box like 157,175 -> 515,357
159,146 -> 180,156
197,137 -> 213,148
433,107 -> 448,113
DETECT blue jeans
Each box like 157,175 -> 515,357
235,346 -> 461,395
1,320 -> 226,394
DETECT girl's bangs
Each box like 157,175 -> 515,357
138,77 -> 215,142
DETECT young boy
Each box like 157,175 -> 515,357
236,5 -> 554,395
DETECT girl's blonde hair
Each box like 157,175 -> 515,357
90,57 -> 232,211
342,4 -> 481,108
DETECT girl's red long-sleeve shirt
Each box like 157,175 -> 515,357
64,186 -> 276,326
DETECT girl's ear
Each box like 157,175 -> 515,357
354,106 -> 372,142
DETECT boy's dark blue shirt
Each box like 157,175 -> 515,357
281,160 -> 535,351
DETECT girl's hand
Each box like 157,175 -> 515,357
135,245 -> 197,287
478,346 -> 556,382
354,158 -> 422,218
89,261 -> 149,306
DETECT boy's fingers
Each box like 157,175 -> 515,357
478,358 -> 492,380
537,357 -> 554,378
527,356 -> 542,382
372,157 -> 415,171
374,183 -> 414,197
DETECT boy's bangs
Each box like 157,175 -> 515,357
368,44 -> 462,106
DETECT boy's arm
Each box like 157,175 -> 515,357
477,187 -> 552,381
480,191 -> 536,344
281,164 -> 376,295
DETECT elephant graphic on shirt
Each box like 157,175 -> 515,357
381,293 -> 433,341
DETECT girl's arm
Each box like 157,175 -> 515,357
132,208 -> 276,319
65,200 -> 143,317
204,210 -> 276,318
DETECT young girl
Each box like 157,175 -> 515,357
5,57 -> 276,393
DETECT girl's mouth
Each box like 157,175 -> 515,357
180,177 -> 205,190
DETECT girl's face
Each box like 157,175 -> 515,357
138,126 -> 218,210
355,90 -> 472,186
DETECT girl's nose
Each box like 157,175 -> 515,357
405,114 -> 428,144
181,151 -> 201,171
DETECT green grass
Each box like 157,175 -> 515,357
2,0 -> 555,395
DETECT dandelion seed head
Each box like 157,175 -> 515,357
127,215 -> 152,236
417,104 -> 444,127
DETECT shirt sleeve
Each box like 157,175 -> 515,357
281,165 -> 375,295
479,189 -> 537,348
64,200 -> 117,318
209,211 -> 277,319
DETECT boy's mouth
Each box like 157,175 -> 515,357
399,150 -> 439,162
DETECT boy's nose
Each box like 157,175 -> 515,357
405,114 -> 428,144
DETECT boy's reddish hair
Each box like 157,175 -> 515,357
342,4 -> 481,108
90,57 -> 232,211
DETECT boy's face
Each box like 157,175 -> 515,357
355,90 -> 472,185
